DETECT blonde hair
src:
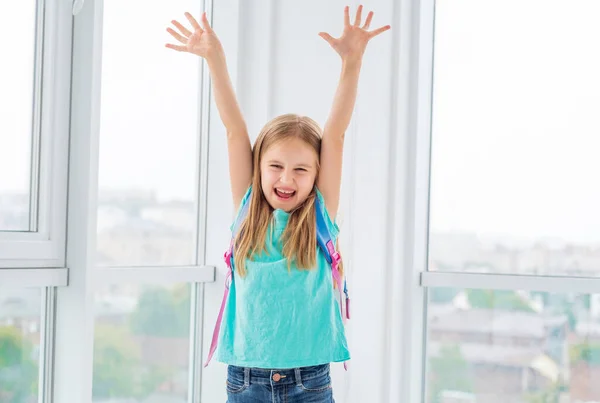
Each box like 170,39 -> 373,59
233,113 -> 343,281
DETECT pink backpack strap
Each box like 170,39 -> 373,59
204,241 -> 234,367
326,240 -> 348,323
204,193 -> 251,367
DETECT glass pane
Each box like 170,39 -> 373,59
93,284 -> 191,402
429,0 -> 600,275
427,288 -> 600,402
0,288 -> 42,402
0,1 -> 37,231
96,1 -> 201,267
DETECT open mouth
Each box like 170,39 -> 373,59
275,188 -> 296,200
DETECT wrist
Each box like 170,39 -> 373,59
341,57 -> 362,71
207,51 -> 227,70
205,43 -> 226,64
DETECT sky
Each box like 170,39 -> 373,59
1,0 -> 599,244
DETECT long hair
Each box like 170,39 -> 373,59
233,113 -> 343,280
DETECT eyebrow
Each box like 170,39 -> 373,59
266,160 -> 314,168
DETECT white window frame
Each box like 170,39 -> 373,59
0,2 -> 72,403
52,0 -> 217,402
381,0 -> 433,401
390,0 -> 600,402
0,0 -> 71,268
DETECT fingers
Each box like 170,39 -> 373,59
344,6 -> 350,27
318,32 -> 336,46
368,24 -> 391,38
171,19 -> 192,37
362,11 -> 373,30
165,43 -> 187,52
201,12 -> 214,33
185,12 -> 203,32
166,27 -> 187,44
353,4 -> 363,26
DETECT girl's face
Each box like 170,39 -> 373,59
260,137 -> 319,212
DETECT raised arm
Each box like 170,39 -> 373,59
317,5 -> 390,218
166,12 -> 252,209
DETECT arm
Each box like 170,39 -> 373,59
317,5 -> 391,218
207,54 -> 253,209
166,12 -> 252,209
318,60 -> 361,220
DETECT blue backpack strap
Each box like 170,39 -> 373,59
315,195 -> 350,322
224,189 -> 253,271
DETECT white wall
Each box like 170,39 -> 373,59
201,0 -> 419,401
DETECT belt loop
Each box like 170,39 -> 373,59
294,368 -> 302,387
244,367 -> 250,386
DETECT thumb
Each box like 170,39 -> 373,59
318,32 -> 335,46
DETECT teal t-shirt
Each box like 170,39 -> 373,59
215,187 -> 350,368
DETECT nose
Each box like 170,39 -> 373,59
280,169 -> 293,184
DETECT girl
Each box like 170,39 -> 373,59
166,6 -> 389,402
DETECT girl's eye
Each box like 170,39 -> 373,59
295,168 -> 307,172
270,164 -> 282,169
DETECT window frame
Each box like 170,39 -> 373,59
404,0 -> 600,402
0,0 -> 71,268
51,0 -> 217,402
378,0 -> 435,400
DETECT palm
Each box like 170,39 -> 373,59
186,30 -> 219,57
331,26 -> 371,59
319,5 -> 390,61
165,12 -> 222,59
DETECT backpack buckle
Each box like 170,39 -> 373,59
224,248 -> 233,269
331,251 -> 341,271
224,238 -> 235,269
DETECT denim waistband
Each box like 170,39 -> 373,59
227,364 -> 330,386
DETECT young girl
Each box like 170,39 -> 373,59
166,6 -> 389,402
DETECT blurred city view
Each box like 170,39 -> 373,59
427,232 -> 600,402
4,189 -> 600,402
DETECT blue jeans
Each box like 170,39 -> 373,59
226,364 -> 335,403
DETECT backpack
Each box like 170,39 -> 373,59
204,190 -> 350,368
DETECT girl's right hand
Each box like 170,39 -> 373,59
166,12 -> 223,61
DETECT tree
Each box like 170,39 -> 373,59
524,381 -> 565,403
467,289 -> 535,312
93,323 -> 141,399
532,292 -> 579,330
428,344 -> 472,403
570,342 -> 600,366
93,323 -> 175,400
0,326 -> 38,403
130,285 -> 190,338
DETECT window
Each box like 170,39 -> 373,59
96,0 -> 202,268
92,284 -> 191,402
422,1 -> 600,402
428,289 -> 600,402
0,288 -> 42,403
0,1 -> 38,232
76,0 -> 216,401
0,0 -> 70,266
428,0 -> 600,277
0,0 -> 71,399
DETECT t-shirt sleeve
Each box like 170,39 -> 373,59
229,186 -> 252,232
315,187 -> 340,239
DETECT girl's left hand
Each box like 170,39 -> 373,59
319,5 -> 390,63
